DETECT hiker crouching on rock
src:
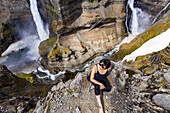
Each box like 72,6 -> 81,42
87,59 -> 112,113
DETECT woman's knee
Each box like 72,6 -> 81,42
103,86 -> 111,92
107,87 -> 111,92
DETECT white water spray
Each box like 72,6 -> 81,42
126,0 -> 152,35
128,0 -> 139,35
30,0 -> 49,41
36,67 -> 66,81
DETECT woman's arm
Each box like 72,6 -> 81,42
90,65 -> 105,89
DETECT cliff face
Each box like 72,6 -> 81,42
38,0 -> 169,72
0,0 -> 32,55
39,0 -> 127,71
40,0 -> 126,35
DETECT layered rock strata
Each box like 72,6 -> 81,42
0,0 -> 32,55
39,0 -> 127,71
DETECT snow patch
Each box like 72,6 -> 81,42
1,40 -> 26,57
123,29 -> 170,61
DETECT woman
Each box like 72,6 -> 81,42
87,59 -> 112,113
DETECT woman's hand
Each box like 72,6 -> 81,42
100,84 -> 105,90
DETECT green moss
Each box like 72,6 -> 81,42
48,11 -> 54,19
121,22 -> 128,37
71,62 -> 77,66
3,29 -> 10,35
39,36 -> 58,57
3,27 -> 15,36
46,99 -> 52,113
46,5 -> 59,20
54,25 -> 64,33
11,27 -> 15,31
157,79 -> 169,88
128,56 -> 151,70
144,64 -> 158,74
16,73 -> 36,84
48,44 -> 62,59
68,87 -> 73,94
80,42 -> 86,49
46,5 -> 59,15
124,45 -> 170,73
47,37 -> 62,59
161,51 -> 170,64
61,48 -> 70,54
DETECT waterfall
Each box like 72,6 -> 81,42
126,0 -> 152,35
0,0 -> 50,74
152,2 -> 170,24
30,0 -> 49,41
128,0 -> 139,35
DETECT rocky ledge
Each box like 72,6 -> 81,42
33,56 -> 170,113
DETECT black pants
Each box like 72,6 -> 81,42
91,79 -> 111,95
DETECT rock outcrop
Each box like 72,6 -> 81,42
39,0 -> 127,72
33,57 -> 170,113
0,65 -> 50,113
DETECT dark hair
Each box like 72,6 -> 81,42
100,59 -> 111,69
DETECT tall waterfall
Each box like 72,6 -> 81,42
126,0 -> 152,35
128,0 -> 139,35
30,0 -> 49,41
0,0 -> 50,74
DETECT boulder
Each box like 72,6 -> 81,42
70,73 -> 83,90
152,94 -> 170,110
163,70 -> 170,83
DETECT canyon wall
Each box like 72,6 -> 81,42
39,0 -> 169,72
0,0 -> 32,55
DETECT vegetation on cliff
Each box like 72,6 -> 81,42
48,38 -> 62,59
123,45 -> 170,74
16,73 -> 37,84
111,11 -> 170,61
39,36 -> 58,57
